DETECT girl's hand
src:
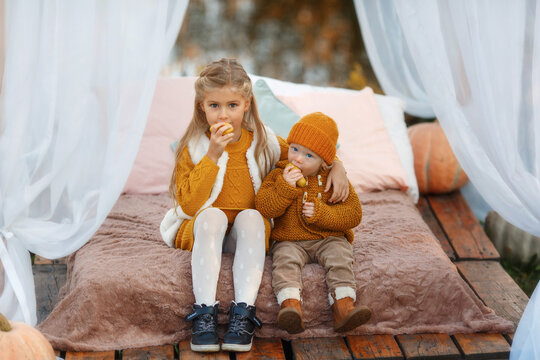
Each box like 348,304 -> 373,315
326,160 -> 349,203
302,202 -> 315,218
283,164 -> 304,187
320,162 -> 330,171
206,122 -> 234,163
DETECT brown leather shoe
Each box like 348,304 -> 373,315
332,297 -> 371,332
277,299 -> 305,334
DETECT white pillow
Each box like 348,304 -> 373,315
374,94 -> 419,202
250,75 -> 419,202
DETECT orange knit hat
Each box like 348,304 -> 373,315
287,112 -> 339,165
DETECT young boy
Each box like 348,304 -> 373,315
255,112 -> 371,334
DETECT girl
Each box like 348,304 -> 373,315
162,58 -> 350,352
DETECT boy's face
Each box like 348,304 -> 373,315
288,143 -> 324,177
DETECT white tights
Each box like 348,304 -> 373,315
191,208 -> 266,306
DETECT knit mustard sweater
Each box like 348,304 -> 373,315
255,160 -> 362,243
174,129 -> 289,251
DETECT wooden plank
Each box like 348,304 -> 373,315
34,254 -> 66,264
32,263 -> 67,323
291,337 -> 352,360
453,333 -> 510,359
236,338 -> 286,360
122,345 -> 175,359
347,335 -> 403,360
417,196 -> 456,260
427,191 -> 499,260
396,334 -> 461,359
65,351 -> 115,360
177,340 -> 229,359
456,261 -> 528,326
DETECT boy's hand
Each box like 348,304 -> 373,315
302,202 -> 315,218
283,164 -> 304,187
207,122 -> 234,163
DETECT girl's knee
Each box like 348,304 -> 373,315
231,210 -> 265,251
194,208 -> 228,241
236,209 -> 263,223
198,207 -> 228,224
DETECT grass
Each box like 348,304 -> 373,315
500,254 -> 540,297
481,218 -> 540,297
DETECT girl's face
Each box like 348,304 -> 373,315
288,143 -> 324,177
200,85 -> 250,142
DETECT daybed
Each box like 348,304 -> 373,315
36,76 -> 516,354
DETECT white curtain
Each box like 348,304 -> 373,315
356,0 -> 540,358
353,0 -> 433,118
0,0 -> 4,88
0,0 -> 187,325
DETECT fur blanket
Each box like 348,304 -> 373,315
38,190 -> 513,351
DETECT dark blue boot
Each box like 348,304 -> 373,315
222,302 -> 262,352
185,303 -> 220,352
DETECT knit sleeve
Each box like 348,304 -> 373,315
255,168 -> 299,219
304,181 -> 362,231
175,147 -> 219,216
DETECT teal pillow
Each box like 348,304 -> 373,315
253,79 -> 340,149
252,79 -> 300,139
171,139 -> 179,152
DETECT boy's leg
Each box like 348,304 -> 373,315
272,241 -> 309,334
315,236 -> 356,293
316,236 -> 371,332
271,241 -> 309,299
222,209 -> 265,352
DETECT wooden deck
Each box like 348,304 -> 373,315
34,190 -> 529,360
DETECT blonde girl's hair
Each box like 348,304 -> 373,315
169,58 -> 275,205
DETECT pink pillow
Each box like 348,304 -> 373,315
277,88 -> 409,193
123,77 -> 197,194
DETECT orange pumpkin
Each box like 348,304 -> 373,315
408,122 -> 468,194
0,312 -> 56,360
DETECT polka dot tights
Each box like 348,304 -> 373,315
191,208 -> 266,306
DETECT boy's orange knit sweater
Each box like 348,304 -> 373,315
255,160 -> 362,243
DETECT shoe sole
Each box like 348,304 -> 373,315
221,340 -> 253,352
190,342 -> 220,352
278,308 -> 305,334
334,306 -> 372,333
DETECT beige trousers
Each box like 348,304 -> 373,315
271,236 -> 356,299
